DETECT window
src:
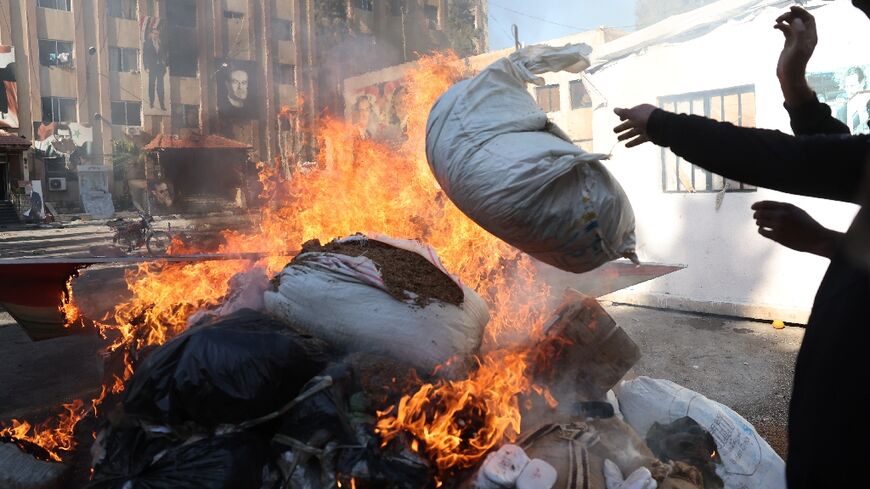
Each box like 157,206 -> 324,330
37,0 -> 70,11
108,47 -> 139,72
172,104 -> 199,129
168,28 -> 198,77
272,19 -> 293,42
569,79 -> 592,109
111,101 -> 142,126
107,0 -> 137,20
355,0 -> 374,12
659,85 -> 757,193
41,97 -> 77,122
390,0 -> 404,16
224,11 -> 244,19
535,84 -> 560,113
39,39 -> 74,67
424,5 -> 439,29
275,63 -> 296,85
167,0 -> 197,28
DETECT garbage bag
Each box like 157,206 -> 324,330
615,377 -> 785,489
0,441 -> 67,489
87,428 -> 267,489
124,309 -> 331,426
426,44 -> 637,274
264,235 -> 489,373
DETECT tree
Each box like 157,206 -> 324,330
445,0 -> 484,57
112,139 -> 147,182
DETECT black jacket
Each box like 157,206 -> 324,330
647,102 -> 870,488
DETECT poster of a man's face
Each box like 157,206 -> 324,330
218,61 -> 257,120
140,16 -> 171,116
0,46 -> 19,129
33,121 -> 94,169
809,65 -> 870,134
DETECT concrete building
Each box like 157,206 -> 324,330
0,0 -> 487,215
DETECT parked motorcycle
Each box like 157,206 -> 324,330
106,212 -> 172,255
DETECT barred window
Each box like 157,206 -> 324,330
659,85 -> 757,193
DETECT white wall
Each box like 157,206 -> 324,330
584,1 -> 866,322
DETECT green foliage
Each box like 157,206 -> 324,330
445,0 -> 484,57
112,139 -> 147,181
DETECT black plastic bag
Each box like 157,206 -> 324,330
86,428 -> 267,489
124,309 -> 331,427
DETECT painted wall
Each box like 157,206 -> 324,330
584,1 -> 866,322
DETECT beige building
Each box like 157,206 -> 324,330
0,0 -> 487,213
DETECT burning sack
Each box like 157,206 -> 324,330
0,440 -> 67,489
264,235 -> 489,373
615,377 -> 786,489
426,44 -> 636,274
87,427 -> 268,489
123,309 -> 331,427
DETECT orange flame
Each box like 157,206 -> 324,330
6,50 -> 553,467
375,350 -> 536,472
60,275 -> 83,328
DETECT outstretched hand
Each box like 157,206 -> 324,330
613,104 -> 658,148
752,201 -> 840,258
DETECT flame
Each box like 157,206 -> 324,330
60,275 -> 83,328
6,50 -> 553,467
0,394 -> 102,462
375,351 -> 537,472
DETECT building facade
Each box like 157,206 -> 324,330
0,0 -> 486,213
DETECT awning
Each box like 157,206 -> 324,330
144,134 -> 253,151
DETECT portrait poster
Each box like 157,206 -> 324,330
140,16 -> 171,116
33,122 -> 95,169
808,65 -> 870,134
348,80 -> 408,142
217,60 -> 258,120
0,46 -> 18,129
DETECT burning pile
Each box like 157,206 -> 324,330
0,47 -> 784,489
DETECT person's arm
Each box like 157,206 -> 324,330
775,6 -> 850,136
614,105 -> 869,203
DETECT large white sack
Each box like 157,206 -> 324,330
264,235 -> 489,373
615,376 -> 786,489
426,44 -> 636,274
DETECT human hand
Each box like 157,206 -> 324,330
752,201 -> 840,258
614,104 -> 658,148
775,6 -> 817,104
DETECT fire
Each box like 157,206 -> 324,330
5,50 -> 553,467
0,395 -> 102,462
375,350 -> 535,472
60,275 -> 82,327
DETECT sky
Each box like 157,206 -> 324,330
487,0 -> 637,51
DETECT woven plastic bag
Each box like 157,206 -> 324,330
426,44 -> 636,273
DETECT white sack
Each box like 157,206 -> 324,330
615,376 -> 785,489
426,44 -> 636,274
264,236 -> 489,373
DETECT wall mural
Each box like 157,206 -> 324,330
32,122 -> 95,169
0,46 -> 18,129
141,16 -> 171,116
808,65 -> 870,135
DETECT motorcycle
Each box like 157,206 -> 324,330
106,212 -> 173,256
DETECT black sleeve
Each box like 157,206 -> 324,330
785,96 -> 850,136
647,109 -> 869,203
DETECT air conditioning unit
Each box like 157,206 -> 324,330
48,177 -> 67,191
126,127 -> 142,136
